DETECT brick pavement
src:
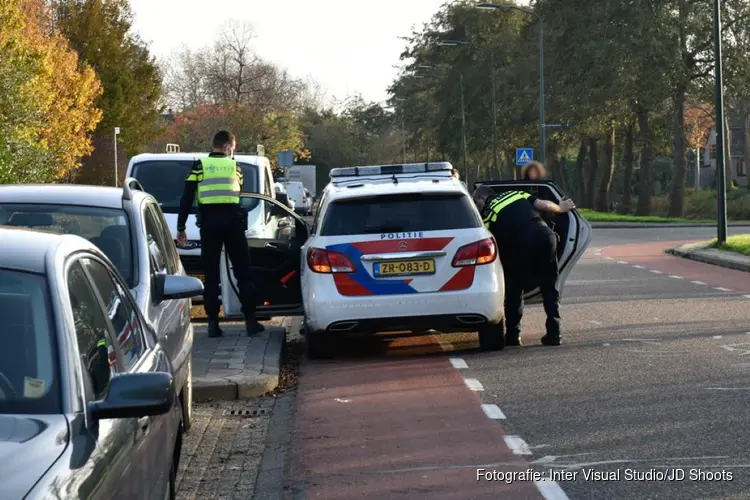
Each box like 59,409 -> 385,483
192,317 -> 296,402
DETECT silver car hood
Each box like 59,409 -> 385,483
0,414 -> 68,498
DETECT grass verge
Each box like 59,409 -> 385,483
710,234 -> 750,256
578,209 -> 713,224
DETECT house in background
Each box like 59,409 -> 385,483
698,113 -> 748,188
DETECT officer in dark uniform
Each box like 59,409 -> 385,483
176,130 -> 263,338
472,185 -> 576,347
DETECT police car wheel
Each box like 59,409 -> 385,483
478,324 -> 505,351
305,330 -> 332,359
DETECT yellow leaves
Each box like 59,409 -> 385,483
0,0 -> 103,183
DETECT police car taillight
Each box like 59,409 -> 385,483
307,248 -> 356,273
451,238 -> 497,267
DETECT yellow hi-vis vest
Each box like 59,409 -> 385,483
187,156 -> 243,205
482,190 -> 531,229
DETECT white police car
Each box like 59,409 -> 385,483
218,162 -> 591,359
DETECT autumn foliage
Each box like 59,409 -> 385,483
0,0 -> 102,183
684,103 -> 714,150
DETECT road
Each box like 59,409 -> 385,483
272,225 -> 750,499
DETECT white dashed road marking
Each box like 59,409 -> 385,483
503,435 -> 532,455
464,378 -> 484,391
650,270 -> 663,274
535,479 -> 570,500
668,275 -> 683,279
481,404 -> 506,419
588,320 -> 602,325
715,287 -> 733,292
617,260 -> 628,264
713,336 -> 723,339
605,256 -> 614,260
449,357 -> 468,369
744,295 -> 750,299
633,265 -> 645,269
691,280 -> 706,285
602,343 -> 611,347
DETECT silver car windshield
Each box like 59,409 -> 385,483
0,204 -> 134,288
0,269 -> 61,415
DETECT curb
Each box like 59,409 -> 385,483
591,222 -> 750,228
192,323 -> 288,403
666,243 -> 750,273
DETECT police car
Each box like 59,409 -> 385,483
218,162 -> 591,359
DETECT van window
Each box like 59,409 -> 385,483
320,192 -> 481,236
131,160 -> 259,214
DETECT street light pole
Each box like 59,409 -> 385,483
113,127 -> 120,187
478,3 -> 545,163
713,0 -> 728,244
418,64 -> 468,186
395,96 -> 407,163
538,18 -> 546,163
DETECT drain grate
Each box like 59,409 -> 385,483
222,408 -> 268,417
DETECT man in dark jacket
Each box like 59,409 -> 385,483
472,185 -> 575,346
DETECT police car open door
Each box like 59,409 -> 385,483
473,180 -> 592,303
221,193 -> 307,319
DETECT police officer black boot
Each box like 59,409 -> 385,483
505,332 -> 523,347
245,317 -> 265,337
207,319 -> 223,338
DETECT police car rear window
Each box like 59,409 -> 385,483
131,160 -> 259,214
320,193 -> 481,236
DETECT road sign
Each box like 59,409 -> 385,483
277,150 -> 294,167
114,127 -> 120,135
516,148 -> 533,166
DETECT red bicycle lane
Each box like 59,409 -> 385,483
283,336 -> 557,499
600,240 -> 750,294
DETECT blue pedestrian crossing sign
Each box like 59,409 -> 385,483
516,148 -> 533,166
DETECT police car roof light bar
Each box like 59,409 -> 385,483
329,162 -> 453,178
121,177 -> 144,201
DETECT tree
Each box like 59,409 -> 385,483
54,0 -> 163,184
0,0 -> 101,184
22,0 -> 103,180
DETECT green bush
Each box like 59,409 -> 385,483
642,188 -> 750,220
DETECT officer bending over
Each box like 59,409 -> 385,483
176,130 -> 263,338
472,185 -> 575,347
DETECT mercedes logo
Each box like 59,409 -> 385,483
397,240 -> 408,251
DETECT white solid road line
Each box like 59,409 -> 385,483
691,280 -> 706,285
464,378 -> 484,391
715,287 -> 733,292
449,357 -> 468,369
481,404 -> 506,419
668,275 -> 683,279
503,435 -> 532,455
535,478 -> 570,500
650,270 -> 663,274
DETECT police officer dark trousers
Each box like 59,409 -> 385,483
176,130 -> 264,338
472,186 -> 576,347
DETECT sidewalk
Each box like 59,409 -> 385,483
667,241 -> 750,273
192,316 -> 298,402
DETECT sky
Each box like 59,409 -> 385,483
128,0 -> 452,106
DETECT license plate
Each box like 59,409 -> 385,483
373,259 -> 435,277
190,274 -> 205,283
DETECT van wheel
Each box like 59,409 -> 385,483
306,331 -> 332,359
478,324 -> 505,351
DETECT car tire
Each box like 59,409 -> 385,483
305,330 -> 332,360
478,323 -> 505,351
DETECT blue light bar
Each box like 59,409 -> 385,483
329,162 -> 453,178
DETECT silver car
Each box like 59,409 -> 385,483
0,227 -> 202,499
0,179 -> 198,432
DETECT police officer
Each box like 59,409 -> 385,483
472,185 -> 575,347
176,130 -> 263,338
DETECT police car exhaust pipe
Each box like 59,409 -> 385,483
329,321 -> 359,332
456,315 -> 485,325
